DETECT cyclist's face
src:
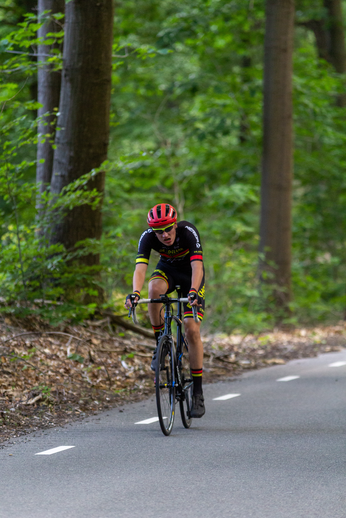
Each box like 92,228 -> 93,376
154,223 -> 177,246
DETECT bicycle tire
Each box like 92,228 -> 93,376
155,334 -> 175,436
178,335 -> 193,428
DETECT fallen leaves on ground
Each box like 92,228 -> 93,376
1,314 -> 345,446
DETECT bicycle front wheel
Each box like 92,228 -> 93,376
155,334 -> 175,436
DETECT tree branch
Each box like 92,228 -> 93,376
102,311 -> 155,339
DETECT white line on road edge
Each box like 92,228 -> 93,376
277,376 -> 300,382
329,361 -> 346,368
213,394 -> 241,401
135,417 -> 160,425
35,446 -> 75,456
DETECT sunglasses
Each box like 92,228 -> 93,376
153,224 -> 175,235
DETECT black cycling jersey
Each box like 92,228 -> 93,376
136,221 -> 203,268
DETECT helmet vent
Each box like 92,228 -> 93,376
147,203 -> 177,227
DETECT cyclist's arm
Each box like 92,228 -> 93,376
133,263 -> 148,294
125,263 -> 148,309
190,260 -> 203,293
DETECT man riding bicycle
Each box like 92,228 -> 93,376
125,203 -> 206,418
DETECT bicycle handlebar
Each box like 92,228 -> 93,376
128,297 -> 199,324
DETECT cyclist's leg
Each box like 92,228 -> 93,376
148,265 -> 175,370
183,273 -> 206,417
148,265 -> 175,331
182,269 -> 205,374
183,319 -> 205,418
183,318 -> 203,370
148,278 -> 167,328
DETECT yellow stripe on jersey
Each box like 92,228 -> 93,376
136,258 -> 149,264
150,275 -> 169,289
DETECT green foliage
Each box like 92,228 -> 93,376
1,0 -> 346,332
0,115 -> 105,324
0,9 -> 64,76
105,0 -> 346,331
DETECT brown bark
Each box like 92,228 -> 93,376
324,0 -> 346,106
50,0 -> 113,269
298,19 -> 329,61
299,0 -> 346,106
239,55 -> 252,145
36,0 -> 65,211
324,0 -> 346,74
259,0 -> 295,309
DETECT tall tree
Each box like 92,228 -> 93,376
299,1 -> 346,68
298,0 -> 346,105
323,0 -> 346,76
36,0 -> 64,212
50,0 -> 113,271
321,0 -> 346,107
259,0 -> 295,309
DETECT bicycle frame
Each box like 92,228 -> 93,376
129,289 -> 197,388
128,287 -> 195,434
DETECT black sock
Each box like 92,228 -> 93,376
152,324 -> 164,346
191,368 -> 203,395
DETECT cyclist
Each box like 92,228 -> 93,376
125,203 -> 206,418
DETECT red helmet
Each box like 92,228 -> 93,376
147,203 -> 177,228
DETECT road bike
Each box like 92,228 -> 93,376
129,287 -> 198,436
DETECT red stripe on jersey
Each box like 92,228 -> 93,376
160,248 -> 189,259
190,254 -> 203,261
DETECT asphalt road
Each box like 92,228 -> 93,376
1,349 -> 345,518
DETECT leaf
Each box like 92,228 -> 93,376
67,353 -> 85,364
157,48 -> 172,55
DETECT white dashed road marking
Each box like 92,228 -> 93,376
135,357 -> 346,426
135,417 -> 160,425
213,394 -> 241,401
276,376 -> 300,382
329,361 -> 346,368
35,446 -> 75,456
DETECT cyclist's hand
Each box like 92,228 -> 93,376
124,291 -> 140,309
188,289 -> 202,307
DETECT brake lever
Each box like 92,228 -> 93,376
127,294 -> 138,319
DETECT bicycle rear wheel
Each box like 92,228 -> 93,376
155,334 -> 175,436
179,335 -> 193,428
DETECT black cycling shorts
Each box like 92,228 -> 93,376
149,260 -> 205,321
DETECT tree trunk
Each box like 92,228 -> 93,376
298,19 -> 329,61
36,0 -> 65,213
324,0 -> 346,106
324,0 -> 346,73
299,0 -> 346,106
50,0 -> 113,270
239,55 -> 252,145
259,0 -> 295,309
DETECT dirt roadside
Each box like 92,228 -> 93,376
1,315 -> 345,447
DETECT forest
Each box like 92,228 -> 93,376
1,0 -> 346,335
